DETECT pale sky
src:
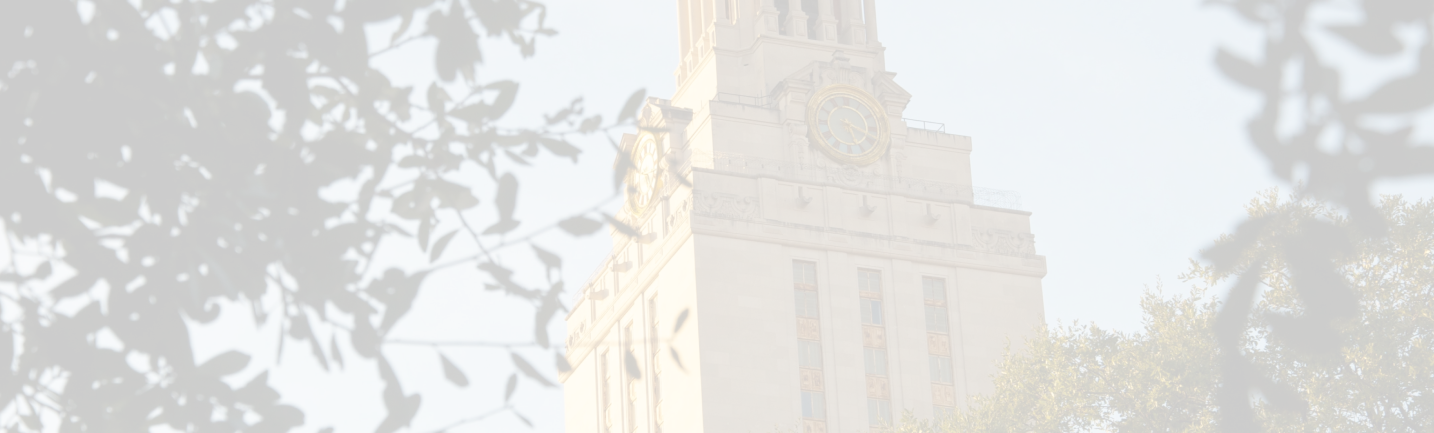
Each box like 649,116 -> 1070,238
195,1 -> 1434,432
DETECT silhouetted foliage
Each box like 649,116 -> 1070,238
1206,1 -> 1434,430
0,0 -> 637,430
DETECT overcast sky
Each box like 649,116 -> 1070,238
231,1 -> 1434,432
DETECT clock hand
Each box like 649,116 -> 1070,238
840,118 -> 876,143
841,120 -> 857,141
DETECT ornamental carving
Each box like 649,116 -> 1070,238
693,191 -> 760,220
972,227 -> 1036,256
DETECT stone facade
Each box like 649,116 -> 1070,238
560,1 -> 1046,432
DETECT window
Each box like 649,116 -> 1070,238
858,268 -> 882,293
801,391 -> 826,419
934,405 -> 956,420
795,291 -> 820,318
924,277 -> 950,333
929,355 -> 953,384
793,261 -> 818,287
860,298 -> 883,325
623,325 -> 637,432
863,347 -> 887,375
922,276 -> 946,302
925,305 -> 949,333
600,351 -> 612,431
867,399 -> 892,426
798,340 -> 823,368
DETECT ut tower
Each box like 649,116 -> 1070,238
560,1 -> 1046,432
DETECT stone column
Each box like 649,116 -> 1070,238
815,0 -> 839,42
757,0 -> 781,36
783,0 -> 810,39
837,0 -> 866,45
863,0 -> 878,45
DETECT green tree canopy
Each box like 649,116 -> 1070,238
909,191 -> 1434,433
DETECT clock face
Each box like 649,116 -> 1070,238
624,133 -> 664,216
807,85 -> 889,165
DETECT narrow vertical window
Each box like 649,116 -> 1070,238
858,268 -> 882,293
860,298 -> 883,325
929,355 -> 953,384
648,298 -> 663,430
863,348 -> 887,375
798,340 -> 823,368
795,291 -> 820,318
793,260 -> 825,432
600,351 -> 612,432
924,277 -> 950,333
857,267 -> 890,419
867,398 -> 892,426
623,325 -> 637,432
924,276 -> 957,415
801,391 -> 826,419
793,260 -> 818,289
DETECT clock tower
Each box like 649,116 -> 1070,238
561,1 -> 1047,432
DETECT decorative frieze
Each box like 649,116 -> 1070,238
865,376 -> 890,399
972,227 -> 1037,256
800,368 -> 825,391
796,318 -> 822,340
693,191 -> 760,220
927,334 -> 951,355
862,326 -> 886,348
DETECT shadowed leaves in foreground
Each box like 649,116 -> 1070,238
0,0 -> 641,430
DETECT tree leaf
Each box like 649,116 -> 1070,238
50,273 -> 97,299
429,230 -> 458,263
511,353 -> 555,387
398,155 -> 426,168
513,411 -> 533,427
485,80 -> 520,120
427,83 -> 450,116
673,308 -> 689,335
330,335 -> 345,369
309,333 -> 331,372
625,350 -> 641,379
483,173 -> 519,235
555,353 -> 572,373
32,262 -> 51,280
603,213 -> 640,238
504,373 -> 518,401
1352,66 -> 1434,114
352,315 -> 380,358
418,217 -> 433,252
198,351 -> 252,378
558,216 -> 603,236
439,353 -> 469,387
449,103 -> 490,124
1214,48 -> 1266,90
617,88 -> 646,122
1329,24 -> 1402,56
236,372 -> 281,405
669,347 -> 685,371
391,9 -> 414,44
531,244 -> 561,270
